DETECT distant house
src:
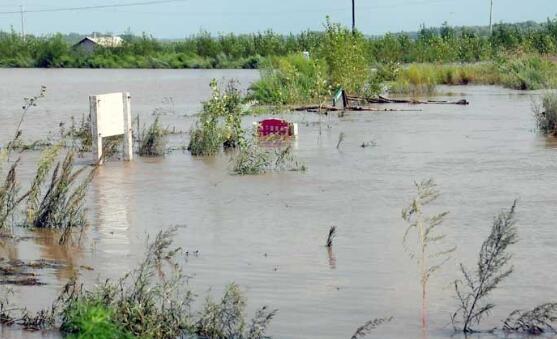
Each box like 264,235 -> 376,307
73,36 -> 124,54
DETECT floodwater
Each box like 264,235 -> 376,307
1,69 -> 557,339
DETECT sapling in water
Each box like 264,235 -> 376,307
401,179 -> 455,330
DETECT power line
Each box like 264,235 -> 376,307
0,0 -> 189,15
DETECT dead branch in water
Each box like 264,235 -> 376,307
294,105 -> 422,113
326,226 -> 336,247
351,94 -> 469,106
351,316 -> 393,339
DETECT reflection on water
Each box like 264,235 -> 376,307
0,70 -> 556,339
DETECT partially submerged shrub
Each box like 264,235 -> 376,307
503,303 -> 557,335
62,114 -> 92,152
232,138 -> 306,175
534,92 -> 557,135
401,179 -> 455,329
139,116 -> 167,156
189,80 -> 243,156
451,201 -> 518,333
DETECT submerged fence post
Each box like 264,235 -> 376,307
90,95 -> 103,165
122,92 -> 133,161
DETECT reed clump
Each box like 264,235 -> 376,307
24,147 -> 96,243
534,91 -> 557,135
139,116 -> 167,156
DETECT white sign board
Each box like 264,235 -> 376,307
90,92 -> 133,164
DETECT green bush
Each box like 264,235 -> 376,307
189,80 -> 244,156
61,301 -> 133,339
249,54 -> 329,105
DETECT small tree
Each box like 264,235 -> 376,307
401,179 -> 455,330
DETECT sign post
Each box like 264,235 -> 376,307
90,92 -> 133,165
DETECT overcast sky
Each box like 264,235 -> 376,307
0,0 -> 555,38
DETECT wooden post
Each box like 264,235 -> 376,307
122,92 -> 133,161
90,95 -> 103,165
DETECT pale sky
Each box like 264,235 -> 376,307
0,0 -> 555,38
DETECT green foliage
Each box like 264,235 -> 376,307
497,55 -> 557,90
62,301 -> 133,339
452,201 -> 518,333
249,53 -> 329,105
60,228 -> 193,338
534,92 -> 557,135
318,18 -> 370,95
189,80 -> 243,156
2,18 -> 557,69
139,116 -> 167,156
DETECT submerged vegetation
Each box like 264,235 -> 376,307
1,228 -> 277,338
139,116 -> 167,156
188,80 -> 243,156
534,92 -> 557,135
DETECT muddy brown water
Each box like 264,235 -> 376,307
1,69 -> 557,339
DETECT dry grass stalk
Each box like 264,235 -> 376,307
0,161 -> 19,230
350,316 -> 393,339
326,225 -> 336,247
402,179 -> 455,329
451,200 -> 518,333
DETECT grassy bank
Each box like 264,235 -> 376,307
390,56 -> 557,95
1,18 -> 557,69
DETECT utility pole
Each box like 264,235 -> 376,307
351,0 -> 356,34
20,5 -> 25,41
489,0 -> 493,35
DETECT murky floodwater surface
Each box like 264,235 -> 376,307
0,69 -> 556,339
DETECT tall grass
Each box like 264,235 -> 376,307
25,150 -> 95,242
389,56 -> 557,95
139,116 -> 167,156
